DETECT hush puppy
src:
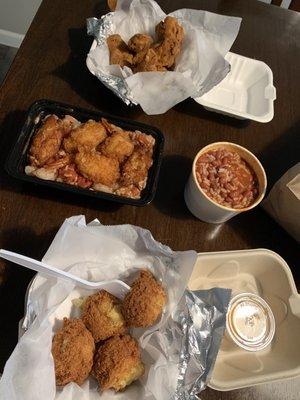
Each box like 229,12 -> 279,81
51,318 -> 95,386
92,334 -> 144,391
81,290 -> 126,342
123,270 -> 167,327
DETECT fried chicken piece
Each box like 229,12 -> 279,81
29,115 -> 64,167
100,131 -> 134,162
123,270 -> 167,327
107,34 -> 133,67
75,151 -> 120,187
128,34 -> 153,53
121,149 -> 153,188
92,335 -> 144,391
63,120 -> 107,153
81,290 -> 126,342
51,318 -> 95,386
154,16 -> 184,68
133,48 -> 167,72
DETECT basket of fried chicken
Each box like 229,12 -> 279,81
86,0 -> 242,114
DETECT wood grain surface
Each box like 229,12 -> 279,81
0,0 -> 299,398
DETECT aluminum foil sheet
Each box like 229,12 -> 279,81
87,16 -> 134,105
172,288 -> 231,399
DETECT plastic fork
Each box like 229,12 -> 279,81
0,249 -> 130,298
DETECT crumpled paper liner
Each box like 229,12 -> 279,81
0,216 -> 230,400
86,0 -> 242,114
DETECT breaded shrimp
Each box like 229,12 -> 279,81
75,151 -> 120,187
92,334 -> 144,391
63,120 -> 107,153
51,318 -> 95,386
81,290 -> 126,342
123,270 -> 167,327
100,131 -> 134,162
29,115 -> 64,167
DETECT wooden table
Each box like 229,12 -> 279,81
0,0 -> 299,398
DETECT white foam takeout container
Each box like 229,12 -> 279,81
194,52 -> 276,122
188,249 -> 300,391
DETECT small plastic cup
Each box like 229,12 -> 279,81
184,142 -> 267,223
226,292 -> 275,352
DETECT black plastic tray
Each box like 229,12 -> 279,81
5,99 -> 164,206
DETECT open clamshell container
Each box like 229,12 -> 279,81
194,52 -> 276,122
188,249 -> 300,390
5,99 -> 164,206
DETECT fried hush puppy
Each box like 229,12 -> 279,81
123,270 -> 167,327
75,151 -> 120,187
51,318 -> 95,386
92,334 -> 145,392
81,290 -> 126,342
63,120 -> 107,153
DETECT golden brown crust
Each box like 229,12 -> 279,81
75,151 -> 120,186
153,16 -> 184,69
63,120 -> 107,153
81,290 -> 127,342
128,34 -> 153,53
30,115 -> 63,167
123,270 -> 167,327
51,318 -> 95,386
121,149 -> 153,188
107,34 -> 133,67
92,334 -> 144,391
100,131 -> 134,162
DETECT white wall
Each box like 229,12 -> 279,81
0,0 -> 42,47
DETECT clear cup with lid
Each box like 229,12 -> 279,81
226,292 -> 275,352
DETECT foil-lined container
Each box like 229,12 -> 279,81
86,0 -> 242,115
20,276 -> 231,399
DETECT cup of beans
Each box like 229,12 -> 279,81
184,142 -> 267,223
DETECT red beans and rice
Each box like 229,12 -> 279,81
195,148 -> 259,209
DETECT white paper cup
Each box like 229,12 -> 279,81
184,142 -> 267,223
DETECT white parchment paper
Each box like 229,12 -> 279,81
86,0 -> 242,114
0,216 -> 197,400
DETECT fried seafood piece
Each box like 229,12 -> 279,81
154,16 -> 184,68
107,34 -> 133,67
121,149 -> 153,188
100,130 -> 134,162
101,117 -> 124,135
75,151 -> 120,186
29,115 -> 64,167
128,33 -> 153,53
92,334 -> 144,391
81,290 -> 126,342
63,120 -> 107,153
123,270 -> 167,327
51,318 -> 95,386
60,115 -> 81,135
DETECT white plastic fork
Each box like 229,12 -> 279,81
0,249 -> 130,298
